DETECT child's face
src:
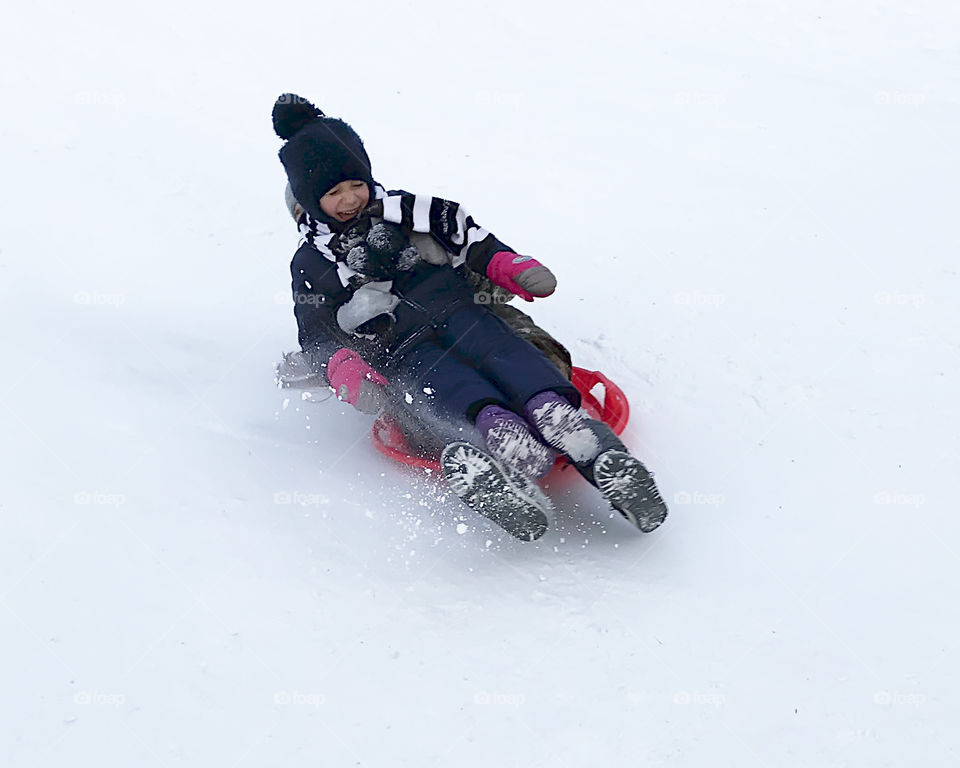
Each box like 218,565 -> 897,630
319,180 -> 370,222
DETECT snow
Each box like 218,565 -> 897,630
2,0 -> 959,765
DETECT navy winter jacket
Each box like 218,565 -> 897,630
290,189 -> 509,376
288,189 -> 579,422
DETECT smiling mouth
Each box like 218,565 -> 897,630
339,207 -> 360,219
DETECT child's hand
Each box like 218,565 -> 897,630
327,348 -> 389,414
486,251 -> 557,302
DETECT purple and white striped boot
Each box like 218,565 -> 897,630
475,404 -> 557,481
524,390 -> 668,533
523,391 -> 611,465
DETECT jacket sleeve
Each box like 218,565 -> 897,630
376,190 -> 512,275
290,243 -> 351,384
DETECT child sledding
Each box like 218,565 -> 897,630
272,93 -> 667,540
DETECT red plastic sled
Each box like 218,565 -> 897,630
371,366 -> 630,474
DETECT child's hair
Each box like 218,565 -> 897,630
284,182 -> 305,224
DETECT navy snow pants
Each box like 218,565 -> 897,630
383,301 -> 580,424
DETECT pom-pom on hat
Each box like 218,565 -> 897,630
273,93 -> 373,223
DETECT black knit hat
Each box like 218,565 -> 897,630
272,93 -> 373,223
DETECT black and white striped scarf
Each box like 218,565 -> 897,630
297,185 -> 495,287
296,185 -> 507,335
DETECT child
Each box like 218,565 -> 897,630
273,93 -> 667,540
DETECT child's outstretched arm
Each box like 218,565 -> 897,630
369,191 -> 557,301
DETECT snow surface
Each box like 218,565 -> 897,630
2,0 -> 959,765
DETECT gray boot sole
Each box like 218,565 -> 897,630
593,450 -> 669,533
440,442 -> 551,541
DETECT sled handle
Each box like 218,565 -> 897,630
570,367 -> 630,436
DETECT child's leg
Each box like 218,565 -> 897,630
433,302 -> 580,413
385,335 -> 506,432
386,334 -> 555,539
387,335 -> 554,477
432,303 -> 627,463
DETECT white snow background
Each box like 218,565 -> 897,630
1,0 -> 958,765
